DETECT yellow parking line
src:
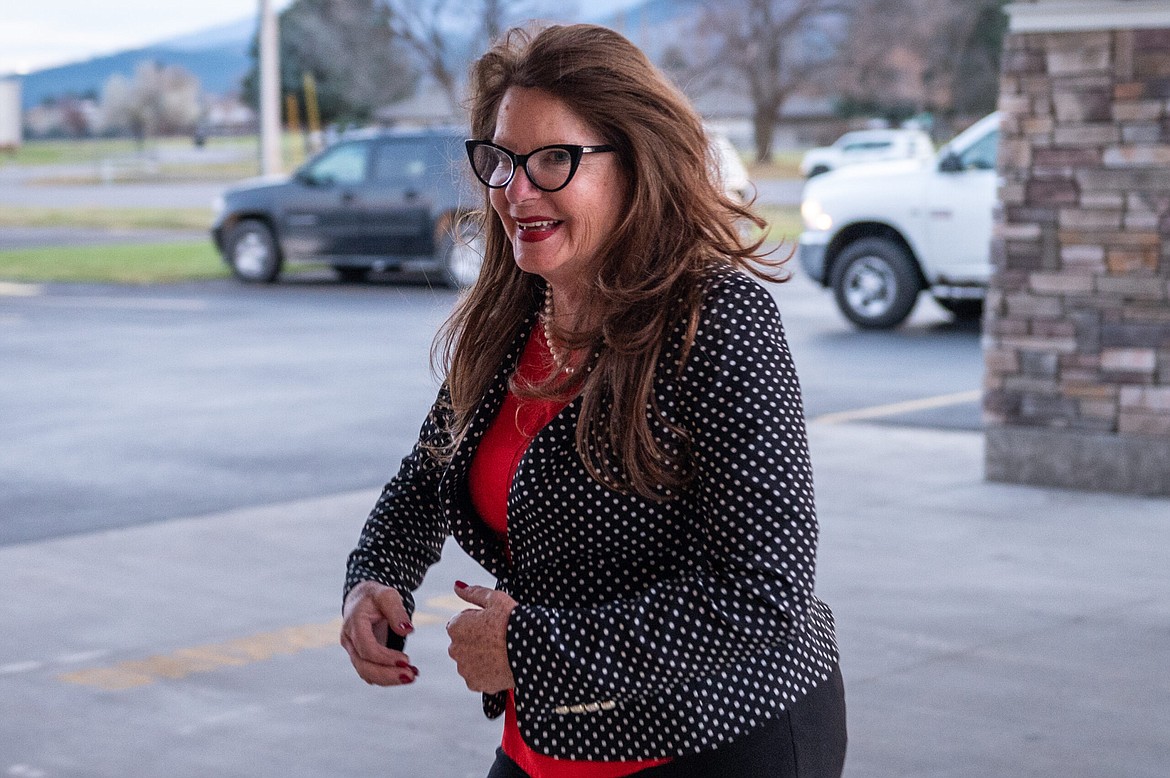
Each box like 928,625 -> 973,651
425,594 -> 474,612
58,619 -> 343,691
812,390 -> 982,425
57,612 -> 443,691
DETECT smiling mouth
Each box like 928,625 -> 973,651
517,219 -> 563,231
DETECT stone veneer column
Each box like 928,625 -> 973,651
986,1 -> 1170,494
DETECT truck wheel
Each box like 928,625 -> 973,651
225,220 -> 282,283
831,237 -> 921,329
436,220 -> 484,289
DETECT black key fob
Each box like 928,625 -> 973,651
384,628 -> 406,652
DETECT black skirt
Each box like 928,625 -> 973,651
487,664 -> 847,778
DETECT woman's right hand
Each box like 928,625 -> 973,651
340,580 -> 418,686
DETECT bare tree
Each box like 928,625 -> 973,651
697,0 -> 849,162
101,61 -> 203,144
379,0 -> 557,119
836,0 -> 1007,133
831,0 -> 931,118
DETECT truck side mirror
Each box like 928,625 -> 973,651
938,152 -> 964,173
298,169 -> 333,187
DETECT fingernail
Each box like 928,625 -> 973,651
454,580 -> 468,589
409,665 -> 420,674
399,673 -> 414,684
395,660 -> 409,668
399,621 -> 413,633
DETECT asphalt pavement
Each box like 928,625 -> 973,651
0,274 -> 982,546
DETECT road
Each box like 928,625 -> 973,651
0,272 -> 979,547
0,162 -> 231,210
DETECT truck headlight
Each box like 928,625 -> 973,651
801,199 -> 833,232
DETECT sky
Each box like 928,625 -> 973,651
0,0 -> 645,77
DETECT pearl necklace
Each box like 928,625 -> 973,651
540,289 -> 575,375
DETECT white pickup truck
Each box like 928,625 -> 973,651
797,112 -> 1001,328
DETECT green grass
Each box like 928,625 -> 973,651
754,204 -> 802,244
0,206 -> 212,231
747,150 -> 805,180
4,138 -> 146,166
0,242 -> 229,283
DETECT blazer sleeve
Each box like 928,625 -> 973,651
344,383 -> 453,617
505,275 -> 820,708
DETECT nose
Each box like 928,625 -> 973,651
503,165 -> 540,203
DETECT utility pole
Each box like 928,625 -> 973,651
258,0 -> 282,175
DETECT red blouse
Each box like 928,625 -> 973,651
468,324 -> 671,778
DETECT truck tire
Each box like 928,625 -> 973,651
225,219 -> 282,283
831,237 -> 921,329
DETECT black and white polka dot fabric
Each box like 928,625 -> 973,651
346,269 -> 839,760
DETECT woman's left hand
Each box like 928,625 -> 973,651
446,581 -> 517,693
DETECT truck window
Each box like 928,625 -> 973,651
305,142 -> 369,185
372,139 -> 431,186
959,131 -> 999,171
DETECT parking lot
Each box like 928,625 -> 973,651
3,269 -> 1167,777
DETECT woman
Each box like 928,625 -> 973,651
341,23 -> 846,778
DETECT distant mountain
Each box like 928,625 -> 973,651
18,17 -> 255,109
17,0 -> 700,111
162,17 -> 257,52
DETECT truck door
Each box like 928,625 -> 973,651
281,140 -> 372,259
351,138 -> 436,259
924,129 -> 999,284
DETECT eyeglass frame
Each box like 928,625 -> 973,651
464,140 -> 617,193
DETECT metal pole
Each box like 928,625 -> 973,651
258,0 -> 282,175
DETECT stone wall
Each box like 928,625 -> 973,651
985,15 -> 1170,494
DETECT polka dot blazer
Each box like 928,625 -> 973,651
346,269 -> 840,760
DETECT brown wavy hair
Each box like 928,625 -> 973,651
435,23 -> 788,499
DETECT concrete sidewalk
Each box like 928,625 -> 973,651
1,422 -> 1167,777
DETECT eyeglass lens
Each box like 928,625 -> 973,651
471,145 -> 576,191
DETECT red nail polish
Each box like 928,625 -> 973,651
455,580 -> 468,589
395,661 -> 409,668
399,621 -> 413,633
399,673 -> 413,684
409,665 -> 420,674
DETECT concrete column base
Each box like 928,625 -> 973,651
986,426 -> 1170,496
